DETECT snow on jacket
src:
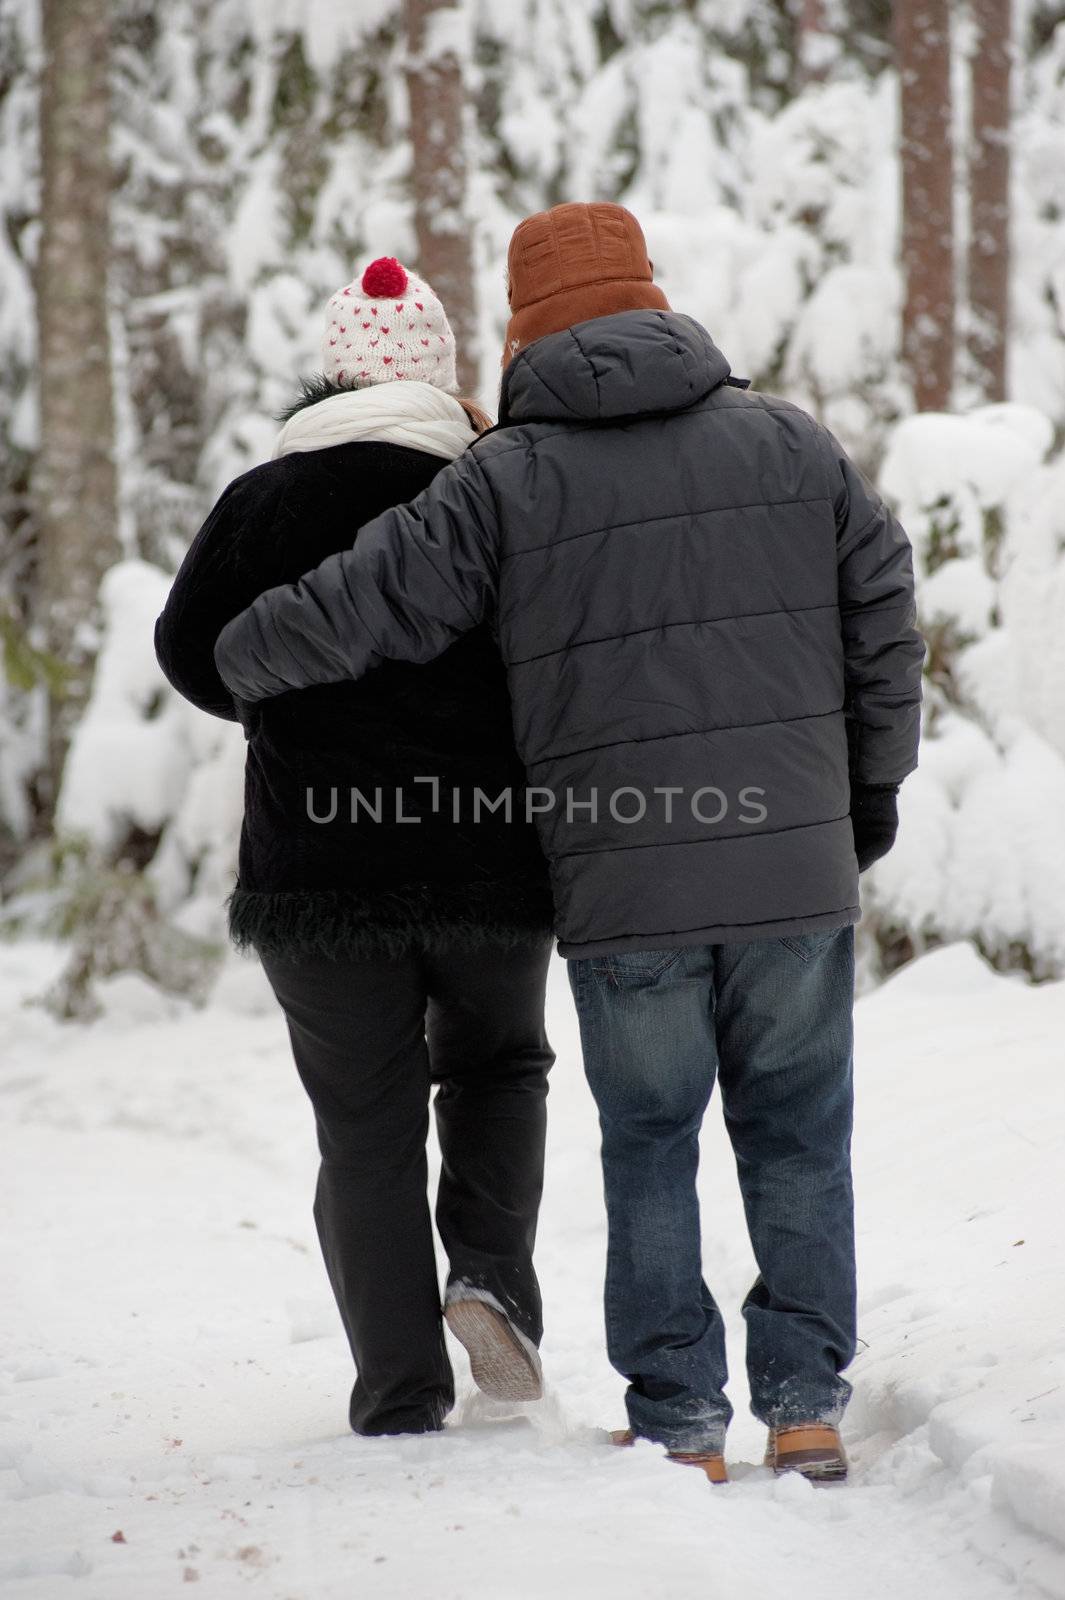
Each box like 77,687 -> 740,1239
212,311 -> 925,958
154,388 -> 553,962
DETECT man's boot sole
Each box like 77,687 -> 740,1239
444,1299 -> 543,1403
765,1425 -> 848,1483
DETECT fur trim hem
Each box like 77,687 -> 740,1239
227,879 -> 555,963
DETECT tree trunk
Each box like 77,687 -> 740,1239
798,0 -> 832,85
895,0 -> 956,411
403,0 -> 479,395
36,0 -> 119,792
968,0 -> 1012,402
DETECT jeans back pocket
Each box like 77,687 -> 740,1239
594,947 -> 683,988
778,929 -> 843,963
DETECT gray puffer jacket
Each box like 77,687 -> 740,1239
215,311 -> 924,957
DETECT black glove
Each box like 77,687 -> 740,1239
850,783 -> 899,873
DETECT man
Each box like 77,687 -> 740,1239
214,203 -> 924,1484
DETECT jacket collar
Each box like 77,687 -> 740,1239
499,311 -> 733,426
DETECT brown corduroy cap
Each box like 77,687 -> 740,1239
503,202 -> 670,367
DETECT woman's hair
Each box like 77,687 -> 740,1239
456,398 -> 494,435
278,374 -> 344,423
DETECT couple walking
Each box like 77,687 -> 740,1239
156,202 -> 923,1484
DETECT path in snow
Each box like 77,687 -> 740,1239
2,941 -> 1063,1600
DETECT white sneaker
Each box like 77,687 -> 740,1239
444,1287 -> 543,1403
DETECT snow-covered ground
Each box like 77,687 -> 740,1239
1,940 -> 1063,1600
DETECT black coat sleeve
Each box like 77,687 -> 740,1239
817,428 -> 926,786
213,449 -> 500,705
154,476 -> 285,721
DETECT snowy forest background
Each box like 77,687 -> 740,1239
2,0 -> 1065,1018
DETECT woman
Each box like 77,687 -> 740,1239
155,257 -> 555,1437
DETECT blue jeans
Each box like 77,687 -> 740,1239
568,929 -> 856,1453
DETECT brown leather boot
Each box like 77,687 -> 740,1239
765,1424 -> 848,1482
611,1429 -> 729,1484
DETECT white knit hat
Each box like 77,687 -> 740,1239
321,257 -> 458,391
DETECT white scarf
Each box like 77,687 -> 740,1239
272,382 -> 478,463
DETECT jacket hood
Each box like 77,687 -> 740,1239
499,310 -> 732,425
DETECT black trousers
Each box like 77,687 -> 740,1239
260,939 -> 554,1435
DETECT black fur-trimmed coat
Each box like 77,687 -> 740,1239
154,432 -> 553,961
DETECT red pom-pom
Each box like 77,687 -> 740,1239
361,257 -> 408,298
